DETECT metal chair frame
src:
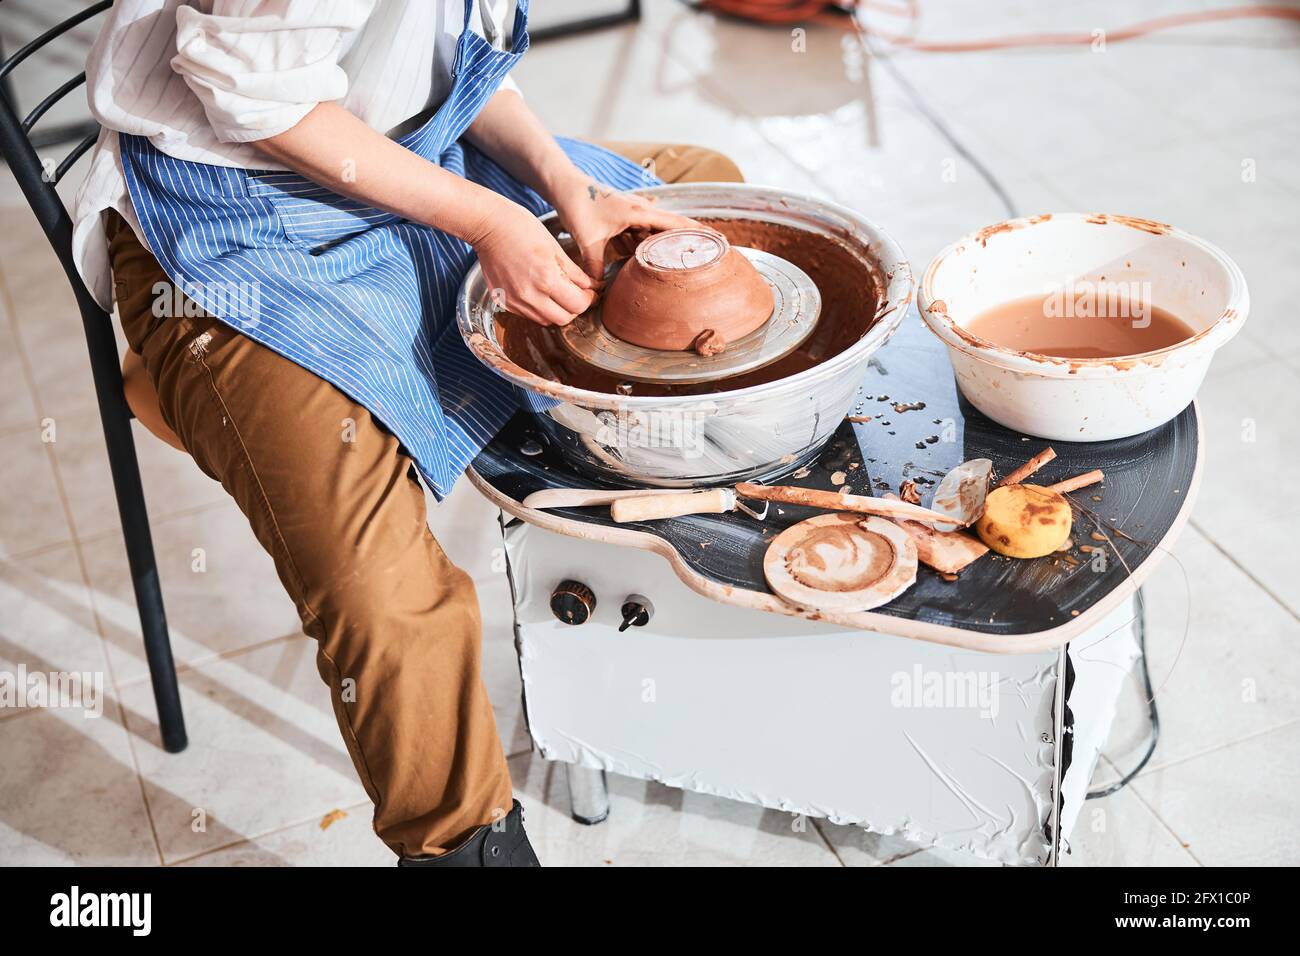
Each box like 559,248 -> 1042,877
0,0 -> 186,752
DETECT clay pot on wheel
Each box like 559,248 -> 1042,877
601,227 -> 773,354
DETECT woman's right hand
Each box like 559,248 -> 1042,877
471,199 -> 598,327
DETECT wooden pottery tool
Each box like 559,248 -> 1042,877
610,488 -> 768,523
882,493 -> 989,574
733,482 -> 953,526
522,488 -> 672,510
763,513 -> 918,613
1047,469 -> 1104,494
996,446 -> 1056,488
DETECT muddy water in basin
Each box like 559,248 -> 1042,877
966,292 -> 1197,359
494,218 -> 883,396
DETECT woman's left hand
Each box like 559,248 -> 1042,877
552,177 -> 700,280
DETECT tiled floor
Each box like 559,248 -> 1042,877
2,1 -> 1298,866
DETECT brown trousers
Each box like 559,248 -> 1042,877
108,142 -> 742,858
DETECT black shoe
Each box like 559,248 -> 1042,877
398,800 -> 541,867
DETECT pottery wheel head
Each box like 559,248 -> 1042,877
558,246 -> 822,385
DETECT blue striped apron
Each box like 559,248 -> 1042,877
118,0 -> 658,498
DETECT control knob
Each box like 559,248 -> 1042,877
550,580 -> 596,625
619,594 -> 654,632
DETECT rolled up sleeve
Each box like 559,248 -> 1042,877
479,0 -> 521,98
171,0 -> 376,143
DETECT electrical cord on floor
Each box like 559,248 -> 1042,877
855,27 -> 1019,220
1086,587 -> 1160,799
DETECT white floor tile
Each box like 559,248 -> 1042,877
0,544 -> 106,717
1033,138 -> 1262,246
0,701 -> 158,865
117,636 -> 369,864
1217,113 -> 1300,200
1103,525 -> 1300,776
49,412 -> 227,543
1189,358 -> 1300,617
1133,721 -> 1300,866
1063,770 -> 1199,867
516,19 -> 737,146
1103,42 -> 1300,131
176,802 -> 392,867
0,429 -> 71,558
0,320 -> 38,436
1205,331 -> 1272,378
1234,241 -> 1300,357
914,50 -> 1204,180
754,99 -> 958,214
0,210 -> 101,423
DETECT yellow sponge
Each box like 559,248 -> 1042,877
975,484 -> 1072,558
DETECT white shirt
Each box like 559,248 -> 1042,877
72,0 -> 519,310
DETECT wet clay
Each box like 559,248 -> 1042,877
601,228 -> 772,353
691,329 -> 727,356
785,525 -> 895,592
494,218 -> 882,396
967,293 -> 1196,359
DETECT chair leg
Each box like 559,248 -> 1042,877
98,389 -> 188,753
126,515 -> 188,754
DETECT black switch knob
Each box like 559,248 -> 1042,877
551,580 -> 596,625
618,594 -> 654,632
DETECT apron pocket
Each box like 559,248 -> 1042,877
246,171 -> 399,247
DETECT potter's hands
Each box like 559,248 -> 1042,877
554,179 -> 700,279
472,200 -> 599,327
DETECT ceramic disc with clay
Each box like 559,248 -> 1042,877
763,513 -> 918,613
